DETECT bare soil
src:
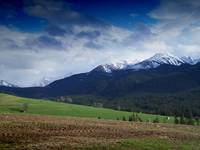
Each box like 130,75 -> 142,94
0,114 -> 199,150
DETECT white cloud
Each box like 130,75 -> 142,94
1,0 -> 200,86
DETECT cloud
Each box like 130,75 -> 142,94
45,25 -> 67,36
130,13 -> 138,18
1,0 -> 200,86
24,35 -> 63,50
147,0 -> 200,55
84,41 -> 103,50
149,0 -> 200,36
149,0 -> 200,20
24,0 -> 109,28
76,30 -> 101,39
124,23 -> 154,44
0,24 -> 133,86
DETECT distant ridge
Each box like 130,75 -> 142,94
92,53 -> 199,73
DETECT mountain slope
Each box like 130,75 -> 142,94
44,62 -> 200,96
1,63 -> 200,97
0,93 -> 172,122
91,53 -> 200,73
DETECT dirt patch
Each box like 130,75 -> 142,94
0,114 -> 199,149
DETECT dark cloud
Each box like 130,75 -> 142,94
123,23 -> 154,46
45,25 -> 67,36
24,35 -> 63,50
37,36 -> 62,47
149,0 -> 200,20
1,38 -> 20,50
84,41 -> 103,50
76,30 -> 101,39
23,0 -> 109,28
0,57 -> 34,69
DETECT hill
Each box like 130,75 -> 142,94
0,93 -> 174,123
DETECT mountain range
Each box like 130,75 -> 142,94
1,53 -> 199,87
1,53 -> 200,117
93,53 -> 199,73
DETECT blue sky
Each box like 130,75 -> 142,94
0,0 -> 200,86
0,0 -> 159,30
66,0 -> 159,28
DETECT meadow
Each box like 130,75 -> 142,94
0,93 -> 200,150
0,93 -> 174,123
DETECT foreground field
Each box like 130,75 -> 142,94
0,114 -> 199,150
0,93 -> 174,123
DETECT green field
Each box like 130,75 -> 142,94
0,93 -> 200,150
0,93 -> 174,123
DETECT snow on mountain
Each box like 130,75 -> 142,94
91,62 -> 128,73
91,64 -> 117,73
128,53 -> 184,70
92,53 -> 199,73
180,56 -> 195,65
148,53 -> 184,65
0,80 -> 17,87
33,77 -> 53,87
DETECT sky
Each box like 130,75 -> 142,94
0,0 -> 200,86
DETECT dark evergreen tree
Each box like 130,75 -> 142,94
128,116 -> 133,122
186,113 -> 194,125
174,116 -> 179,124
122,116 -> 126,121
180,114 -> 185,124
195,118 -> 199,125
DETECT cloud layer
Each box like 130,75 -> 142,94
0,0 -> 200,86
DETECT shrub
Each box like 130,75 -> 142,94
186,118 -> 195,125
153,117 -> 159,123
20,103 -> 28,113
122,116 -> 126,121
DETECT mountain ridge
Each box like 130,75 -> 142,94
1,53 -> 199,87
91,53 -> 200,73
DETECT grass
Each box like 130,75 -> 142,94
0,93 -> 199,150
90,138 -> 200,150
0,93 -> 174,123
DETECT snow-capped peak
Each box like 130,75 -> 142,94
126,53 -> 184,70
91,60 -> 138,73
91,53 -> 199,73
92,64 -> 121,73
0,80 -> 17,87
148,53 -> 184,66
